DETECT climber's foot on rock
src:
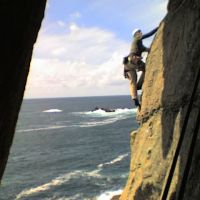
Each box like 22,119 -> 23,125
132,98 -> 141,110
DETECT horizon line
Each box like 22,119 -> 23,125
23,94 -> 131,100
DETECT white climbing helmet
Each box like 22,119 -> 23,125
132,28 -> 141,36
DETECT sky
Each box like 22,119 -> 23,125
24,0 -> 168,99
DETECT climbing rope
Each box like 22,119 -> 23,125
161,65 -> 200,200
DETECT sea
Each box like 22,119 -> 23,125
0,95 -> 139,200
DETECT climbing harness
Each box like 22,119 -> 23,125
161,65 -> 200,200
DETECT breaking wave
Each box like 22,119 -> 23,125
98,153 -> 129,169
16,125 -> 67,133
76,117 -> 126,128
15,170 -> 102,200
85,108 -> 137,117
96,189 -> 123,200
70,108 -> 137,128
50,194 -> 81,200
43,109 -> 63,113
16,117 -> 126,132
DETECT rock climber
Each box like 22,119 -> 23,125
123,27 -> 158,108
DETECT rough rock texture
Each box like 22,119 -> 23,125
111,195 -> 121,200
120,0 -> 200,199
0,0 -> 47,182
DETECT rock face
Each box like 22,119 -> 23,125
0,0 -> 47,181
120,0 -> 200,199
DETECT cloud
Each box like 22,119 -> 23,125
25,0 -> 168,98
69,23 -> 79,31
57,21 -> 66,27
70,11 -> 82,19
25,23 -> 130,98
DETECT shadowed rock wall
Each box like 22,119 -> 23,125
121,0 -> 200,199
0,0 -> 47,182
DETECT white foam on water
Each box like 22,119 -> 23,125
77,117 -> 121,128
47,194 -> 81,200
16,125 -> 67,133
43,109 -> 63,113
84,169 -> 102,178
112,108 -> 137,114
96,189 -> 123,200
70,108 -> 137,128
15,171 -> 81,199
98,153 -> 129,168
34,194 -> 82,200
16,115 -> 128,132
84,108 -> 137,117
15,169 -> 102,200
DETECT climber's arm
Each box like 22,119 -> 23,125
142,27 -> 158,39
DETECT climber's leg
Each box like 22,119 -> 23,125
137,60 -> 145,90
127,70 -> 137,99
127,70 -> 141,108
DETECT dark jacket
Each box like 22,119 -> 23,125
130,27 -> 158,56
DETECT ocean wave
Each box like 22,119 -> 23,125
16,116 -> 125,132
77,117 -> 123,128
98,153 -> 129,169
16,125 -> 67,133
15,170 -> 102,200
43,194 -> 81,200
96,189 -> 123,200
69,108 -> 137,128
84,169 -> 102,178
15,171 -> 80,199
85,108 -> 137,117
43,109 -> 63,113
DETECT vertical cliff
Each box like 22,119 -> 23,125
120,0 -> 200,199
0,0 -> 47,182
